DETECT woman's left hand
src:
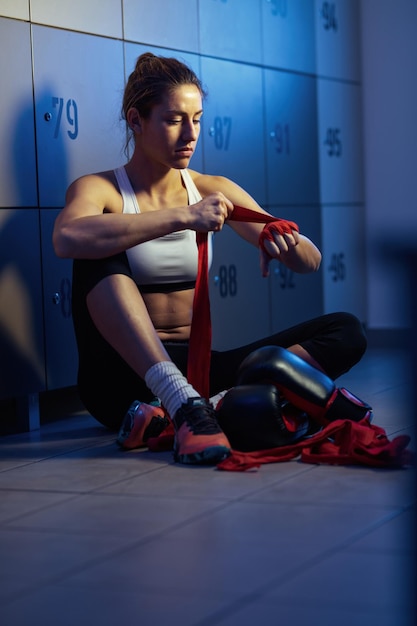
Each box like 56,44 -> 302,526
260,228 -> 300,277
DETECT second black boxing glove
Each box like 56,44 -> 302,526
216,384 -> 310,451
236,346 -> 372,427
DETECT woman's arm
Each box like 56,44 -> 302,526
53,173 -> 233,259
191,172 -> 322,274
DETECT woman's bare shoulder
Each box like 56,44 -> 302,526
65,169 -> 123,213
68,169 -> 118,191
187,169 -> 264,211
187,169 -> 234,195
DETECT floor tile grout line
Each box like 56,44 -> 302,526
0,443 -> 118,472
0,493 -> 408,533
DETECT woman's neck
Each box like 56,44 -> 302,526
124,154 -> 183,197
123,156 -> 187,210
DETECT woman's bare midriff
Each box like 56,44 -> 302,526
142,288 -> 194,341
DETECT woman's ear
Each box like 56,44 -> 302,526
127,108 -> 142,133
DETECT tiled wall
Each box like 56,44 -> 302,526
0,0 -> 365,412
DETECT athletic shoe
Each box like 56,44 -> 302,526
117,399 -> 170,450
173,397 -> 232,465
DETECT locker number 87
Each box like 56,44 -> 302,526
210,116 -> 232,151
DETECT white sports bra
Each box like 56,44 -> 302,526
113,167 -> 212,292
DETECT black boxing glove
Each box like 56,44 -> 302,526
236,346 -> 372,427
216,384 -> 310,452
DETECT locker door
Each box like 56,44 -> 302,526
123,0 -> 199,53
321,204 -> 366,323
30,0 -> 123,38
264,69 -> 320,206
0,18 -> 37,207
209,227 -> 270,350
261,0 -> 316,74
123,43 -> 204,171
201,57 -> 268,349
0,209 -> 45,398
199,0 -> 262,64
0,0 -> 29,19
315,0 -> 361,81
269,205 -> 323,333
317,80 -> 364,204
33,26 -> 125,207
200,57 -> 266,204
40,209 -> 78,390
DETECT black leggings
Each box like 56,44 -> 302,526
72,254 -> 367,430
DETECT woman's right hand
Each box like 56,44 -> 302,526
189,192 -> 234,232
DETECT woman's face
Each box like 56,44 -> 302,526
135,84 -> 203,169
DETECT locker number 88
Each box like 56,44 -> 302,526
216,264 -> 237,298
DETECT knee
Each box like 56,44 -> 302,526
335,312 -> 367,367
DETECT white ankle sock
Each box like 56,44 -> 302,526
144,361 -> 200,419
209,389 -> 229,410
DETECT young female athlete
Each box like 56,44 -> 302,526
53,53 -> 367,465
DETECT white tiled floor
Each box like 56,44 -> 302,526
0,348 -> 416,626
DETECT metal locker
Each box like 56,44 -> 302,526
315,0 -> 361,81
0,209 -> 46,398
40,209 -> 78,390
321,204 -> 367,323
269,205 -> 324,333
32,25 -> 125,207
209,226 -> 270,351
0,18 -> 37,208
261,0 -> 316,74
123,0 -> 199,53
317,79 -> 364,204
199,0 -> 262,64
200,57 -> 267,204
264,68 -> 320,206
30,0 -> 123,38
123,43 -> 204,171
0,0 -> 29,20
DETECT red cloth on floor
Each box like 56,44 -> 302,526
147,417 -> 413,470
216,418 -> 414,471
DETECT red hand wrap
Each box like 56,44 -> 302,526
258,219 -> 299,257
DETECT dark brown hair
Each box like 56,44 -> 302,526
122,52 -> 206,148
